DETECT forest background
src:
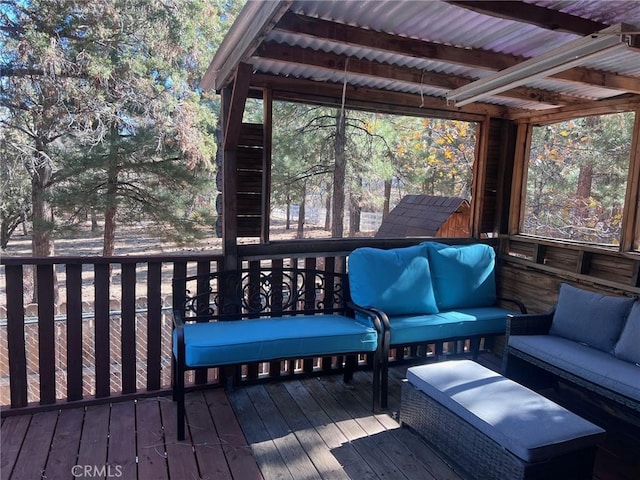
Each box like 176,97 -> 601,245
1,0 -> 634,259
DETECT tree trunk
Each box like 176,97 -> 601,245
103,128 -> 119,257
285,194 -> 291,230
383,179 -> 392,218
576,163 -> 593,199
91,208 -> 99,232
324,182 -> 332,231
297,184 -> 306,239
31,144 -> 56,303
31,155 -> 54,257
331,110 -> 346,237
349,176 -> 362,235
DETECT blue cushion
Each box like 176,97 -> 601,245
406,360 -> 605,463
174,315 -> 378,368
348,245 -> 438,315
424,243 -> 497,310
613,301 -> 640,364
510,335 -> 640,402
387,307 -> 509,345
549,283 -> 634,352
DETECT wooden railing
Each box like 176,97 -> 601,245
499,235 -> 640,313
3,237 -> 475,413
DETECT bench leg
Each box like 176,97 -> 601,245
343,355 -> 356,382
470,337 -> 481,360
174,355 -> 186,441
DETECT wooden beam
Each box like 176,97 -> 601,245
224,63 -> 253,151
510,95 -> 640,123
256,43 -> 588,107
508,123 -> 533,234
471,116 -> 491,237
273,12 -> 640,95
221,87 -> 239,269
621,109 -> 640,251
262,89 -> 273,244
250,73 -> 509,119
446,1 -> 607,35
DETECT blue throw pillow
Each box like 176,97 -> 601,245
424,243 -> 497,310
348,245 -> 438,315
613,301 -> 640,364
550,283 -> 634,352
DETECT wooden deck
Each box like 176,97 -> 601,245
2,359 -> 639,480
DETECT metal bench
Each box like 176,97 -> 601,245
172,267 -> 382,440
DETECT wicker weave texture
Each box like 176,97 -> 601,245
399,381 -> 597,480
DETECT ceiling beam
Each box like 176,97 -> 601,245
224,63 -> 253,150
250,73 -> 510,119
273,12 -> 640,95
509,94 -> 640,123
445,1 -> 607,35
257,43 -> 591,107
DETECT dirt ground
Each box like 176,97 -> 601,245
0,220 -> 341,305
1,219 -> 337,258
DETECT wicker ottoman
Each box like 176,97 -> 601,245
400,360 -> 606,480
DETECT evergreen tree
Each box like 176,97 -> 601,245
1,0 -> 240,255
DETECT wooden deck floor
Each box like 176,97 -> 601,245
2,359 -> 639,480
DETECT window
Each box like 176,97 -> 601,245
522,112 -> 634,246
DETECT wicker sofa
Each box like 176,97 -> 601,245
503,283 -> 640,413
348,242 -> 526,408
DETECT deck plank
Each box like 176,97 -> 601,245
282,380 -> 376,479
302,377 -> 405,479
136,398 -> 169,480
186,391 -> 233,480
11,410 -> 58,480
43,408 -> 84,480
77,404 -> 110,470
264,382 -> 350,480
0,414 -> 31,478
246,385 -> 322,480
227,386 -> 294,480
204,388 -> 264,480
109,401 -> 137,480
159,395 -> 201,480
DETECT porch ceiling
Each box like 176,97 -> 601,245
201,0 -> 640,118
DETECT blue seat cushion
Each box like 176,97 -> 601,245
174,315 -> 378,368
348,245 -> 438,315
387,307 -> 510,346
424,243 -> 497,310
509,334 -> 640,403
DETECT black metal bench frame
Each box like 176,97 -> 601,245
172,267 -> 383,440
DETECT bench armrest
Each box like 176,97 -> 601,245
506,310 -> 554,336
347,301 -> 385,333
497,296 -> 527,314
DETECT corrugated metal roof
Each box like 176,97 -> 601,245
207,0 -> 640,113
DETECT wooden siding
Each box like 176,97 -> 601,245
498,236 -> 640,313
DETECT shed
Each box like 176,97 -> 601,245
376,195 -> 470,238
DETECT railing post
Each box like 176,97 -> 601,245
6,265 -> 27,408
36,264 -> 56,405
